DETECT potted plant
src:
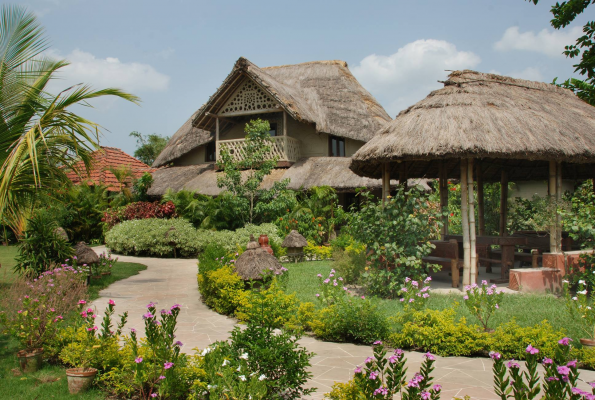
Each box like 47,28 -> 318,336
63,299 -> 127,394
0,295 -> 61,372
564,280 -> 595,346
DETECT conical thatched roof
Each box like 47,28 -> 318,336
282,230 -> 308,248
350,70 -> 595,181
234,238 -> 283,280
74,242 -> 99,265
153,57 -> 391,167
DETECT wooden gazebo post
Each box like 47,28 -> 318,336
461,159 -> 471,286
548,161 -> 563,253
476,161 -> 485,236
438,161 -> 449,240
382,162 -> 391,203
467,158 -> 477,284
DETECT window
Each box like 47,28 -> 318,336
206,141 -> 216,162
269,122 -> 278,137
329,135 -> 345,157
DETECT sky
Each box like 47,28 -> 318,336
20,0 -> 591,157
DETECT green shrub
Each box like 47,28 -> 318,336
310,298 -> 389,344
324,380 -> 362,400
331,247 -> 366,284
487,320 -> 565,360
304,240 -> 332,260
197,265 -> 246,315
195,223 -> 282,254
105,218 -> 199,257
236,279 -> 299,328
14,212 -> 74,276
197,243 -> 230,275
388,308 -> 488,357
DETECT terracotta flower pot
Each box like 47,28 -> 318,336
66,367 -> 98,394
17,348 -> 43,373
259,234 -> 274,255
580,338 -> 595,347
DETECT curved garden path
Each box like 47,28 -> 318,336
91,246 -> 595,400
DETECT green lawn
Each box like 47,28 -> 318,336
284,260 -> 585,343
0,246 -> 147,399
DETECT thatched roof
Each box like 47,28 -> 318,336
351,70 -> 595,181
152,111 -> 213,167
74,242 -> 99,265
234,239 -> 283,280
282,230 -> 308,248
148,157 -> 429,196
153,57 -> 391,167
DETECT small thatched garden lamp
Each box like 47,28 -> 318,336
234,235 -> 283,281
282,230 -> 308,263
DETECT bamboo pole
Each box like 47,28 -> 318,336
399,162 -> 408,190
461,159 -> 471,287
382,162 -> 390,203
439,161 -> 448,240
556,162 -> 563,253
477,161 -> 485,236
283,111 -> 287,136
468,159 -> 477,284
215,117 -> 220,161
549,161 -> 557,253
499,170 -> 508,237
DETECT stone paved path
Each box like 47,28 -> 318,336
91,246 -> 595,399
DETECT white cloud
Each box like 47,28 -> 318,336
47,49 -> 170,94
494,26 -> 582,57
352,39 -> 481,116
507,67 -> 544,82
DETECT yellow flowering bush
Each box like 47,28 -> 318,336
197,265 -> 247,315
304,240 -> 332,260
236,279 -> 298,328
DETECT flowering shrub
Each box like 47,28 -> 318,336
0,265 -> 86,353
315,269 -> 348,306
60,299 -> 127,371
195,223 -> 282,253
105,218 -> 200,257
399,277 -> 432,311
102,201 -> 177,230
565,280 -> 595,340
200,320 -> 315,399
236,278 -> 297,329
331,241 -> 367,284
490,339 -> 595,400
327,342 -> 442,400
197,265 -> 246,315
304,240 -> 333,260
463,280 -> 504,331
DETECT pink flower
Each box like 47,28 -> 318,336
87,326 -> 98,331
150,393 -> 157,398
364,356 -> 375,364
489,351 -> 501,360
373,340 -> 382,345
323,279 -> 330,284
147,302 -> 155,308
421,392 -> 431,400
507,360 -> 520,369
354,365 -> 362,374
17,310 -> 22,314
543,358 -> 553,365
135,357 -> 143,363
78,299 -> 86,305
526,345 -> 539,355
361,296 -> 365,299
463,295 -> 469,300
143,312 -> 153,319
174,341 -> 183,347
159,375 -> 166,380
108,299 -> 115,306
373,387 -> 389,396
567,360 -> 577,368
170,304 -> 181,310
369,371 -> 378,380
164,362 -> 174,369
558,337 -> 573,346
315,294 -> 320,297
495,304 -> 499,309
316,274 -> 322,278
557,366 -> 571,375
433,384 -> 442,392
424,352 -> 435,361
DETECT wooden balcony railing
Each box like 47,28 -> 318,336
216,136 -> 301,163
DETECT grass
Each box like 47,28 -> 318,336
284,260 -> 586,343
0,245 -> 147,399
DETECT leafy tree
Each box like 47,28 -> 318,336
129,131 -> 169,166
526,0 -> 595,104
0,5 -> 139,235
133,172 -> 153,202
216,119 -> 286,224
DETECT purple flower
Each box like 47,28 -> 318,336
373,340 -> 383,345
130,328 -> 136,333
463,295 -> 469,300
433,384 -> 442,392
567,360 -> 577,368
135,357 -> 143,363
424,352 -> 435,361
354,365 -> 362,374
558,337 -> 573,346
507,360 -> 520,369
142,312 -> 153,319
323,279 -> 330,284
526,345 -> 539,355
423,293 -> 430,298
489,351 -> 501,360
159,375 -> 166,380
373,387 -> 388,396
315,294 -> 320,297
557,366 -> 571,376
543,358 -> 553,365
421,392 -> 431,400
369,371 -> 378,380
364,356 -> 375,364
389,354 -> 400,364
147,302 -> 155,308
150,394 -> 157,398
170,303 -> 181,310
174,341 -> 183,347
164,362 -> 174,369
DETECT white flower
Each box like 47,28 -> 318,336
579,280 -> 586,284
207,385 -> 218,390
258,374 -> 267,381
239,352 -> 249,360
239,375 -> 246,381
572,297 -> 578,301
222,359 -> 230,366
201,347 -> 211,356
236,366 -> 241,372
563,280 -> 569,283
578,290 -> 588,295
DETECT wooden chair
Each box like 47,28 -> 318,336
422,239 -> 461,288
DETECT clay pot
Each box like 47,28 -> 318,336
66,367 -> 98,394
258,235 -> 274,255
17,348 -> 43,373
580,338 -> 595,347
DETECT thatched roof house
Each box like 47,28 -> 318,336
149,57 -> 395,202
350,70 -> 595,181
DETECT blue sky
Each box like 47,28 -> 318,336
22,0 -> 589,157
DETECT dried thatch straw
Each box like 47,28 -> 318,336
153,57 -> 391,168
234,236 -> 282,281
281,230 -> 308,248
54,227 -> 68,242
74,242 -> 99,265
351,70 -> 595,181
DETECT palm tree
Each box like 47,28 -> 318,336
0,5 -> 140,234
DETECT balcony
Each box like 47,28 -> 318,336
216,136 -> 301,163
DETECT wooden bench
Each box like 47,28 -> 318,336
422,239 -> 460,288
490,248 -> 542,268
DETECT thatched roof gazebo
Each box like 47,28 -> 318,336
350,70 -> 595,287
234,236 -> 283,280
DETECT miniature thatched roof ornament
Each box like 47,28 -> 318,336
234,235 -> 282,281
282,230 -> 307,262
54,227 -> 69,242
74,242 -> 99,265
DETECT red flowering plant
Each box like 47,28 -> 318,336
0,265 -> 86,353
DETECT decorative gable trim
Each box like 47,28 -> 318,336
218,78 -> 281,116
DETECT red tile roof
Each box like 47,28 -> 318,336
65,146 -> 156,192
